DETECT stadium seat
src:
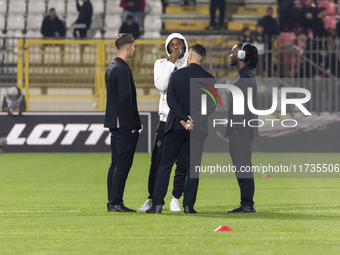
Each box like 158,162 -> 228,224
0,15 -> 5,31
87,28 -> 100,38
6,15 -> 25,31
318,0 -> 336,16
5,30 -> 24,51
48,0 -> 66,15
142,30 -> 161,39
5,30 -> 24,37
67,0 -> 78,15
144,15 -> 162,32
0,0 -> 7,15
300,0 -> 317,8
92,0 -> 104,15
91,15 -> 103,30
299,0 -> 305,7
65,29 -> 73,38
8,0 -> 27,15
278,32 -> 296,49
104,29 -> 119,38
26,15 -> 44,30
105,0 -> 122,14
25,30 -> 42,38
148,0 -> 162,15
93,30 -> 103,39
104,15 -> 121,30
323,16 -> 336,30
28,0 -> 46,14
66,15 -> 76,28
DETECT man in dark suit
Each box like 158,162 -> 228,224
105,33 -> 141,213
146,44 -> 216,214
227,42 -> 258,213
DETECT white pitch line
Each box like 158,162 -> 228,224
0,211 -> 81,213
278,210 -> 340,213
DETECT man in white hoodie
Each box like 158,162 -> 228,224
138,33 -> 189,212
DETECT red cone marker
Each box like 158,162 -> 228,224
263,174 -> 273,178
214,226 -> 234,231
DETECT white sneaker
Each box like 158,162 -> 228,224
137,199 -> 153,211
170,197 -> 181,212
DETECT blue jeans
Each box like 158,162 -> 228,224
123,10 -> 140,24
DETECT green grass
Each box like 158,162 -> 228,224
0,153 -> 340,255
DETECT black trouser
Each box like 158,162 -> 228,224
229,130 -> 255,206
279,8 -> 295,32
209,0 -> 225,27
107,127 -> 139,205
73,28 -> 87,38
153,130 -> 207,207
148,121 -> 186,199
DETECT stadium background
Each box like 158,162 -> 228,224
0,1 -> 340,254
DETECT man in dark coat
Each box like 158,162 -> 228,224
72,0 -> 93,38
119,15 -> 140,40
297,0 -> 317,30
41,8 -> 66,38
278,0 -> 296,31
146,44 -> 216,214
226,42 -> 259,213
105,33 -> 141,213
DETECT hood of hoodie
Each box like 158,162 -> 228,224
165,33 -> 188,69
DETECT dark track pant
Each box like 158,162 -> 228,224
153,130 -> 206,207
73,28 -> 87,38
107,127 -> 139,205
148,121 -> 186,200
229,131 -> 255,206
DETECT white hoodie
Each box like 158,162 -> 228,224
154,33 -> 189,122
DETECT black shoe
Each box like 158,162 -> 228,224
184,205 -> 197,214
107,203 -> 136,212
145,205 -> 162,214
228,205 -> 256,213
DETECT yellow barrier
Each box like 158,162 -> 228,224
17,38 -> 230,111
17,39 -> 167,111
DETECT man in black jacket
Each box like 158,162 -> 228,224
105,33 -> 141,213
72,0 -> 93,38
146,44 -> 216,214
119,15 -> 140,40
41,8 -> 66,38
257,6 -> 279,77
227,42 -> 258,213
312,8 -> 328,39
297,0 -> 317,30
258,7 -> 279,39
278,0 -> 296,31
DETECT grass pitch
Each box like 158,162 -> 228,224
0,153 -> 340,255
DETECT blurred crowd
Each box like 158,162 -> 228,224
239,1 -> 340,79
41,0 -> 144,40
